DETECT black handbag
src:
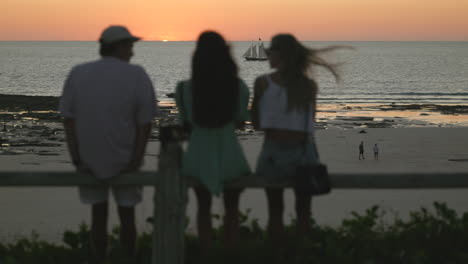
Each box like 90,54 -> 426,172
295,163 -> 331,195
294,107 -> 331,196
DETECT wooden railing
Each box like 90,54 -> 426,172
1,127 -> 468,263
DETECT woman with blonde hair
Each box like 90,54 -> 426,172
252,34 -> 342,244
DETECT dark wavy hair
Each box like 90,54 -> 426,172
269,34 -> 346,111
191,31 -> 239,128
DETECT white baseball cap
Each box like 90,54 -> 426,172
99,25 -> 141,44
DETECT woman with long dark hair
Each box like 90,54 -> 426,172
252,34 -> 342,244
175,31 -> 251,250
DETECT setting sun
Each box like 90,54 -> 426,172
1,0 -> 467,41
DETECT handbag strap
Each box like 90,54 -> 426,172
302,103 -> 321,162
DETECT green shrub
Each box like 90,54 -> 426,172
1,202 -> 468,264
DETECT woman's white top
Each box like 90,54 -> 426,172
258,75 -> 315,133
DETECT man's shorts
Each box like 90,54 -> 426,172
79,185 -> 142,207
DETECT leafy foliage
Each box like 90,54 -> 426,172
1,202 -> 468,264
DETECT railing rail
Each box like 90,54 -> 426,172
1,171 -> 468,188
1,127 -> 468,264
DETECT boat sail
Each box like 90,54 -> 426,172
243,38 -> 268,61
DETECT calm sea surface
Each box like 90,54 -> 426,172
1,41 -> 468,104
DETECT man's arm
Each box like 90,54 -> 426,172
63,118 -> 81,168
125,67 -> 157,172
124,123 -> 152,172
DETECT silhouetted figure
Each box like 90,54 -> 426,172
252,34 -> 343,245
175,31 -> 250,253
373,143 -> 379,160
359,141 -> 365,160
59,25 -> 157,263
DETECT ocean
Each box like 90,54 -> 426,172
1,41 -> 468,105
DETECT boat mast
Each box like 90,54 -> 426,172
258,39 -> 267,59
251,41 -> 257,58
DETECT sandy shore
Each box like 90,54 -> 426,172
1,127 -> 468,243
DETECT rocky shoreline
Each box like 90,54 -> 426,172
1,93 -> 467,156
1,94 -> 467,128
365,103 -> 468,115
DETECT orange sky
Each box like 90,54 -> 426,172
1,0 -> 468,41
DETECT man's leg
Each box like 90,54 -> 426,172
113,186 -> 142,260
91,201 -> 109,262
118,206 -> 137,257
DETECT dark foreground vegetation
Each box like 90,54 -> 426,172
1,202 -> 468,264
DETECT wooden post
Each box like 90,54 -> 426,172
153,126 -> 187,264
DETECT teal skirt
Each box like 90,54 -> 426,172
256,139 -> 320,182
181,124 -> 251,195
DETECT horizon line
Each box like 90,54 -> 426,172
1,39 -> 468,42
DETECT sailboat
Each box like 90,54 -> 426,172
243,38 -> 268,61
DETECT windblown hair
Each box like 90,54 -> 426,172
269,34 -> 344,111
191,31 -> 239,128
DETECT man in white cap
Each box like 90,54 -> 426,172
59,25 -> 157,262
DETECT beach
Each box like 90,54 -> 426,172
1,95 -> 468,243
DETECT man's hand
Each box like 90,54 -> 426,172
64,119 -> 83,170
121,159 -> 142,174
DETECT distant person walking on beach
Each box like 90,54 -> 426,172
373,143 -> 379,160
59,25 -> 157,262
359,141 -> 365,160
175,31 -> 250,252
252,34 -> 342,244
